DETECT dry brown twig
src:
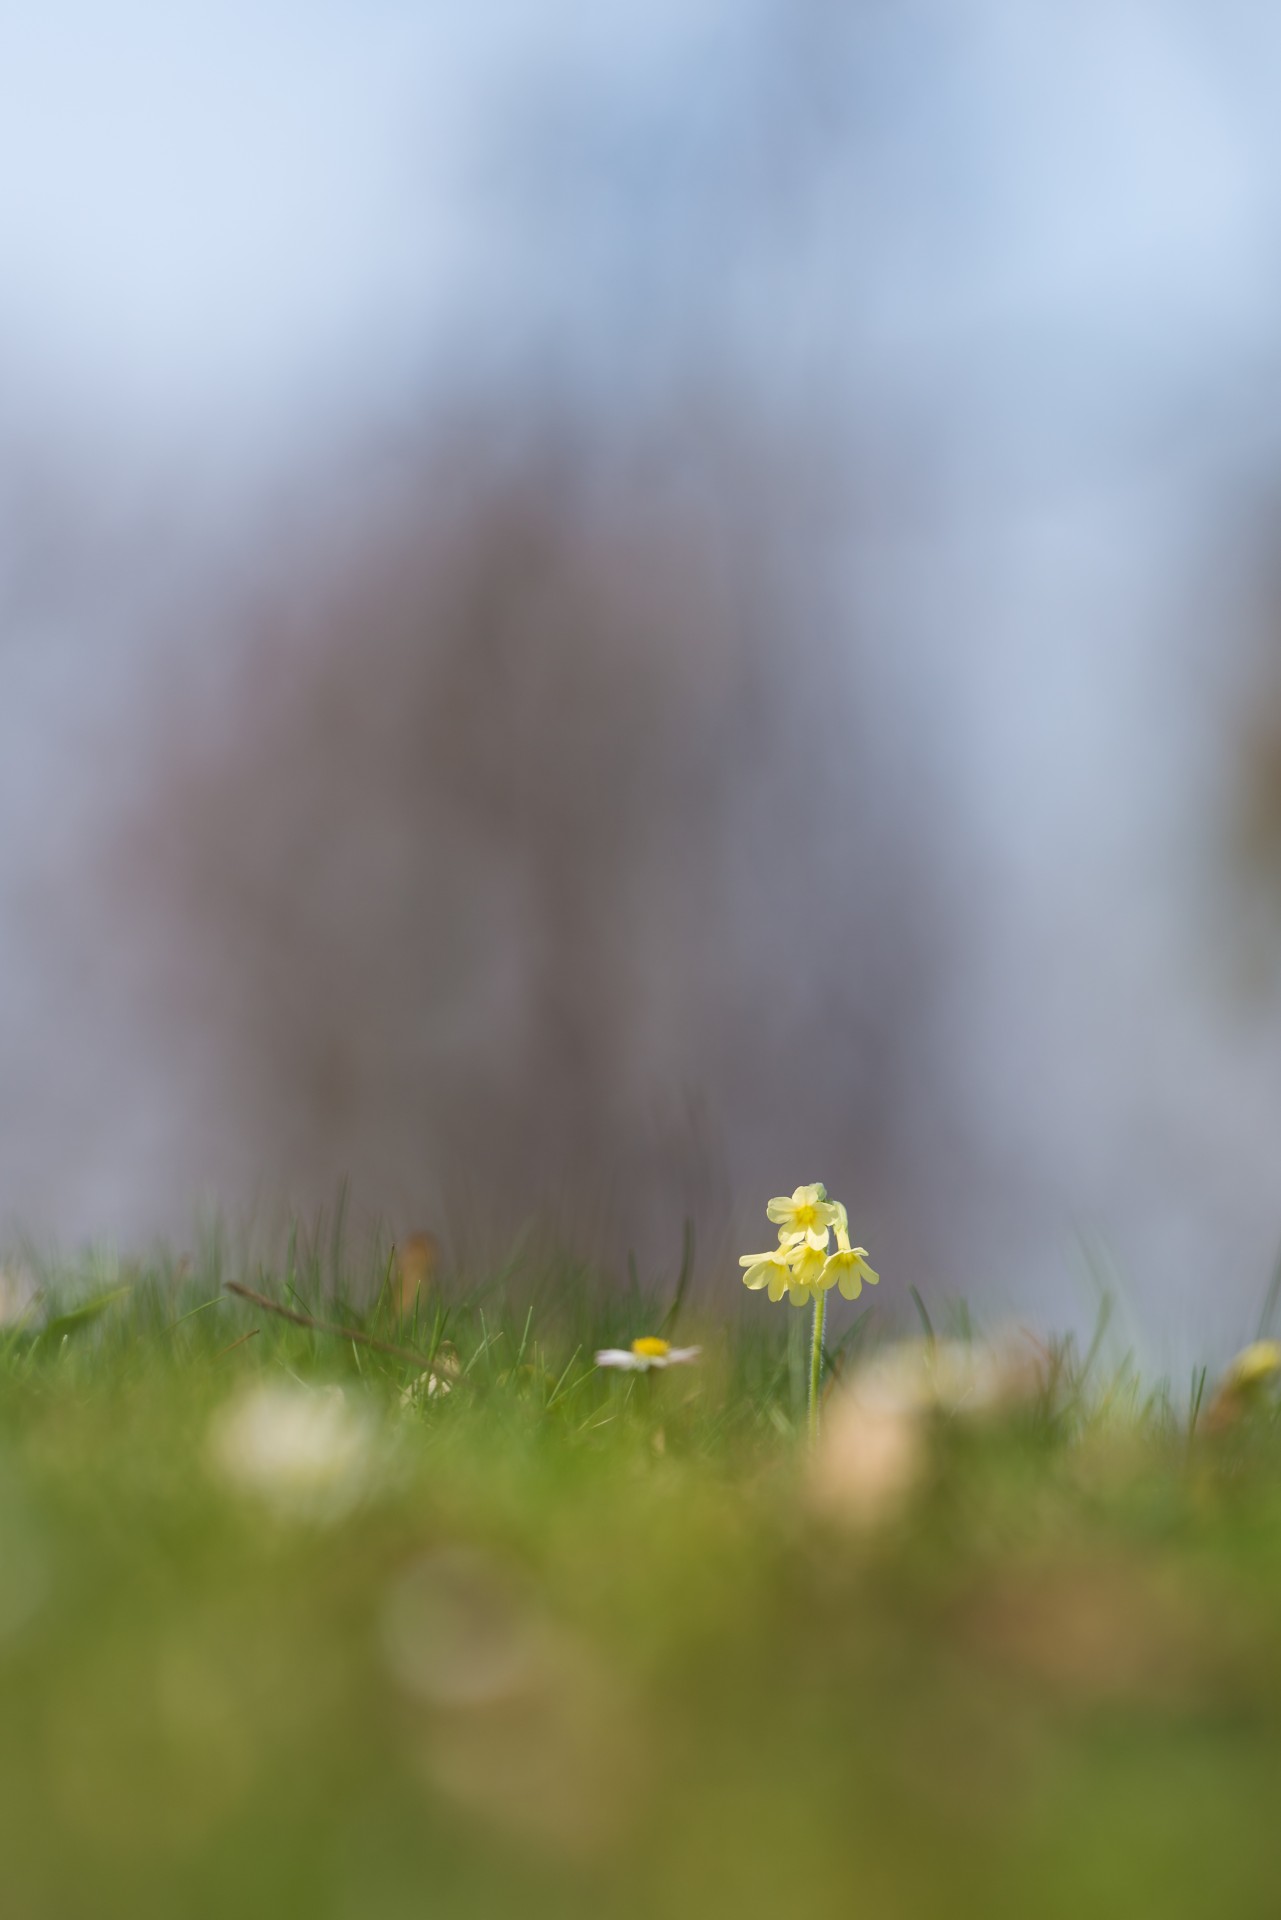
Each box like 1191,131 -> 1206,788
213,1327 -> 261,1360
223,1281 -> 453,1374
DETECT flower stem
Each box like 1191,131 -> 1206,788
808,1289 -> 827,1445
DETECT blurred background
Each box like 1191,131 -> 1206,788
5,0 -> 1281,1361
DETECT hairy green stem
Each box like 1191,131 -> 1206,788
808,1288 -> 827,1444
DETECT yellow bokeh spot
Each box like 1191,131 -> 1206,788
1227,1340 -> 1281,1389
630,1337 -> 671,1358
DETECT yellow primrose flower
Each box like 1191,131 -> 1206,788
739,1245 -> 798,1303
594,1337 -> 701,1372
1223,1340 -> 1281,1390
765,1183 -> 840,1250
1203,1338 -> 1281,1433
787,1244 -> 828,1305
740,1182 -> 884,1443
822,1229 -> 879,1302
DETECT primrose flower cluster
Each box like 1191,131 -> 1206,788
739,1183 -> 878,1308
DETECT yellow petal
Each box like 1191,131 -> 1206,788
1227,1340 -> 1281,1387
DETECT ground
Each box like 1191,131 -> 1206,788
0,1240 -> 1276,1919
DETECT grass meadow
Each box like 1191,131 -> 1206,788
0,1222 -> 1279,1919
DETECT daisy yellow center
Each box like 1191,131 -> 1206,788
631,1337 -> 670,1358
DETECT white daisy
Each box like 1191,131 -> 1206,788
594,1337 -> 700,1372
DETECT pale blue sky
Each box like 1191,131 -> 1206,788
4,2 -> 1281,1355
1,0 -> 1278,472
0,0 -> 745,447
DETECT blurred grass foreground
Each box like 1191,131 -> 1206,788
2,1233 -> 1281,1920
